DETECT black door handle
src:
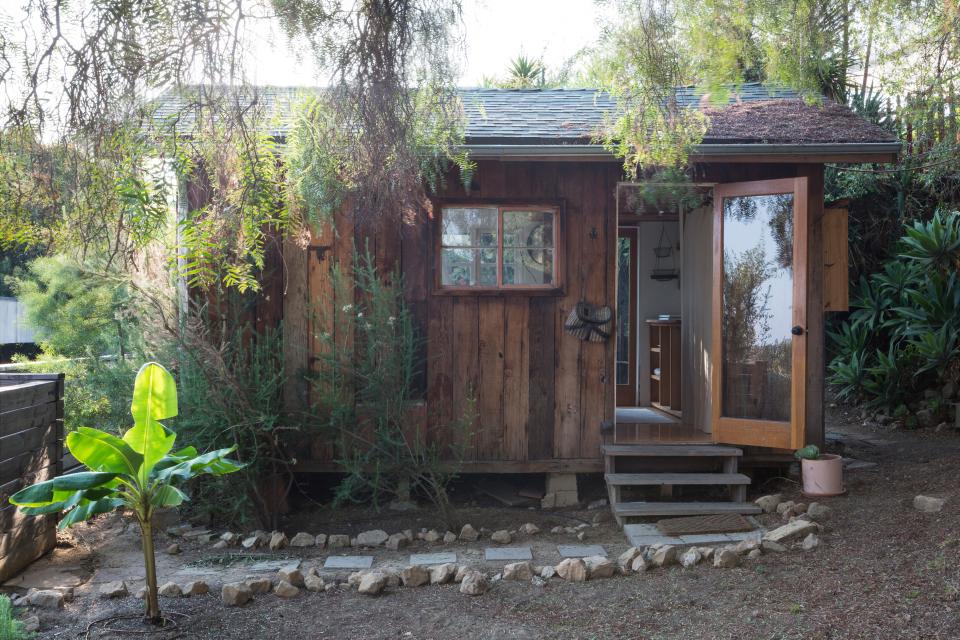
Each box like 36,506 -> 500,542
791,325 -> 804,336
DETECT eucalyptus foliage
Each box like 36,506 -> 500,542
9,363 -> 242,623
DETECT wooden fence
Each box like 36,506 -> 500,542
0,373 -> 64,582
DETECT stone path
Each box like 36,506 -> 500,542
557,544 -> 607,558
483,547 -> 532,561
409,552 -> 457,565
323,556 -> 374,569
623,523 -> 763,548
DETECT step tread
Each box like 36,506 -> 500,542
602,444 -> 743,457
613,501 -> 762,516
605,472 -> 751,486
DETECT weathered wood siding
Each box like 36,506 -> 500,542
0,373 -> 64,581
286,160 -> 621,471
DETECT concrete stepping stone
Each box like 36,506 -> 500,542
247,560 -> 294,572
557,544 -> 607,558
623,523 -> 762,548
409,552 -> 457,566
323,556 -> 374,570
484,547 -> 533,561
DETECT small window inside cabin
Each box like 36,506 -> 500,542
439,206 -> 559,290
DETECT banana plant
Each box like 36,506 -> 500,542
9,362 -> 242,624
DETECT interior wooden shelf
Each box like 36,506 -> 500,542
646,319 -> 681,416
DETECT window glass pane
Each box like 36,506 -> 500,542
503,210 -> 554,247
721,193 -> 794,422
616,236 -> 631,385
441,248 -> 497,286
503,249 -> 553,285
442,208 -> 498,247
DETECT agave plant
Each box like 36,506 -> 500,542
9,363 -> 242,624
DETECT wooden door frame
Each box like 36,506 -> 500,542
711,177 -> 808,450
616,227 -> 639,406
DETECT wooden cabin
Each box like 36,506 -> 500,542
160,84 -> 900,520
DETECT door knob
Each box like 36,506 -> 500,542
791,325 -> 804,336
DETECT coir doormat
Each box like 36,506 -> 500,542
656,513 -> 754,536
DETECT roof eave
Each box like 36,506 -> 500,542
462,141 -> 901,164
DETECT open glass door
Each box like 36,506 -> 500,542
712,178 -> 808,450
616,228 -> 638,406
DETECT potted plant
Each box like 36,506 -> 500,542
10,363 -> 242,625
794,445 -> 844,497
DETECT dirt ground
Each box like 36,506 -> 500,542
6,407 -> 960,640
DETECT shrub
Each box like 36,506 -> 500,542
0,594 -> 31,640
311,248 -> 473,526
829,210 -> 960,414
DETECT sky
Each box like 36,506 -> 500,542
245,0 -> 613,87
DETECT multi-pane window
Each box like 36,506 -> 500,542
439,206 -> 558,290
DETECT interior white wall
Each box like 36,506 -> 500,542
635,220 -> 682,405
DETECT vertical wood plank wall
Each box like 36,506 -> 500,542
282,159 -> 828,469
285,160 -> 621,470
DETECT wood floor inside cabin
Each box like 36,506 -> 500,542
613,406 -> 713,444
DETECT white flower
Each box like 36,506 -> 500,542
387,316 -> 396,326
357,311 -> 364,318
341,304 -> 353,313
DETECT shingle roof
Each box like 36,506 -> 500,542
149,83 -> 896,145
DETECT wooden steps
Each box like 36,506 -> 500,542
603,439 -> 755,526
602,444 -> 743,457
613,501 -> 762,517
605,472 -> 751,486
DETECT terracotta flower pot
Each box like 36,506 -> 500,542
801,453 -> 844,497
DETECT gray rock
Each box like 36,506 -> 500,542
679,548 -> 702,568
459,571 -> 489,596
315,534 -> 327,548
274,580 -> 300,598
443,531 -> 458,544
401,565 -> 431,587
385,533 -> 408,551
245,577 -> 273,594
421,529 -> 441,543
430,563 -> 457,585
761,540 -> 788,553
502,561 -> 534,581
916,408 -> 937,428
697,547 -> 715,561
802,533 -> 820,551
269,532 -> 289,551
184,580 -> 210,596
746,549 -> 762,560
631,554 -> 650,572
754,494 -> 783,513
166,543 -> 181,555
540,565 -> 556,579
734,539 -> 760,555
459,524 -> 479,541
304,573 -> 325,592
358,572 -> 388,595
158,582 -> 182,598
763,520 -> 820,544
220,531 -> 240,545
212,540 -> 228,550
520,523 -> 540,535
555,558 -> 587,582
592,510 -> 614,525
356,529 -> 390,547
27,590 -> 64,609
776,500 -> 797,516
454,565 -> 472,583
277,566 -> 305,587
550,526 -> 564,534
490,530 -> 512,544
584,555 -> 615,579
21,615 -> 39,633
713,548 -> 740,568
99,581 -> 128,599
651,545 -> 678,568
914,495 -> 946,513
328,534 -> 351,548
290,532 -> 315,547
617,547 -> 641,572
806,502 -> 832,522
